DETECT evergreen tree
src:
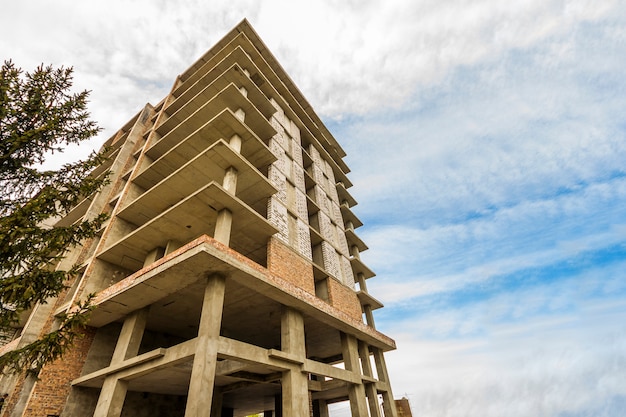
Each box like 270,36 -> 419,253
0,61 -> 108,374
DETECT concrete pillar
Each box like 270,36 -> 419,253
372,348 -> 398,417
184,274 -> 227,417
94,307 -> 149,417
165,239 -> 183,255
222,166 -> 238,194
280,307 -> 309,416
93,379 -> 129,417
364,304 -> 376,329
359,341 -> 381,417
356,273 -> 368,293
234,108 -> 245,122
341,333 -> 369,417
213,134 -> 241,246
229,133 -> 242,153
111,308 -> 149,363
143,246 -> 164,268
214,209 -> 233,245
356,272 -> 376,328
313,399 -> 330,417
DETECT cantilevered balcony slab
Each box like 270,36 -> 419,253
340,204 -> 363,229
98,182 -> 277,271
356,291 -> 383,310
141,109 -> 276,189
167,60 -> 274,121
155,83 -> 274,144
345,228 -> 368,253
122,140 -> 276,226
350,257 -> 375,280
174,45 -> 270,104
336,181 -> 357,208
54,196 -> 92,228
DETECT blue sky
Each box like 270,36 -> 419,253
2,1 -> 625,416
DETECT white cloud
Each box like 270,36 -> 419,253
382,282 -> 626,417
360,173 -> 626,305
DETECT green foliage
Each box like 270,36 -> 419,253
0,60 -> 108,374
0,295 -> 95,375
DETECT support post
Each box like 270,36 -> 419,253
358,341 -> 381,417
373,347 -> 398,417
341,332 -> 369,417
93,307 -> 149,417
313,399 -> 330,417
280,307 -> 309,416
184,274 -> 227,417
214,209 -> 233,245
363,304 -> 376,329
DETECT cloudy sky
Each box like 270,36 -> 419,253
2,1 -> 626,416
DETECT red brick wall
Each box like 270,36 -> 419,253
327,278 -> 362,322
21,326 -> 96,417
267,237 -> 315,295
396,398 -> 413,417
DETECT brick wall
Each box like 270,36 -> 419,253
327,278 -> 362,322
396,397 -> 413,417
267,237 -> 315,295
21,326 -> 96,417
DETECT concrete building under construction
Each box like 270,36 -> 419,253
0,20 -> 398,417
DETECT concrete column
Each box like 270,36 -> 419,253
143,246 -> 165,268
356,272 -> 376,328
234,108 -> 245,122
94,307 -> 149,417
184,274 -> 227,417
93,379 -> 129,417
364,304 -> 376,329
356,273 -> 368,293
214,209 -> 233,245
372,348 -> 398,417
280,307 -> 309,416
222,166 -> 238,194
111,308 -> 149,363
165,239 -> 183,255
313,399 -> 330,417
359,341 -> 381,417
229,133 -> 242,153
213,134 -> 241,246
341,333 -> 369,417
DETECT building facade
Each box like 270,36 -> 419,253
0,20 -> 398,417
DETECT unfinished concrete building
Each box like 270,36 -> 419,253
0,20 -> 398,417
